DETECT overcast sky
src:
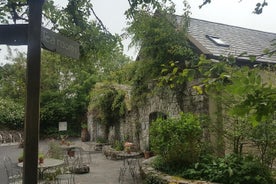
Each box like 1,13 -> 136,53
1,0 -> 276,63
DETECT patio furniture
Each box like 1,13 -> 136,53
55,156 -> 79,184
73,147 -> 92,165
59,145 -> 80,158
118,152 -> 142,184
17,158 -> 64,180
3,156 -> 22,184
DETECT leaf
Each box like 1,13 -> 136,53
228,167 -> 233,176
193,85 -> 203,94
161,68 -> 168,74
172,67 -> 178,75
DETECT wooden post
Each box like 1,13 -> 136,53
23,0 -> 44,183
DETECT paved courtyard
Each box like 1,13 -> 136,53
0,139 -> 143,184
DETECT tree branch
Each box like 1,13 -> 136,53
199,0 -> 268,14
90,6 -> 110,34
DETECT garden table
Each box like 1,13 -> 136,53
17,158 -> 64,179
59,144 -> 80,157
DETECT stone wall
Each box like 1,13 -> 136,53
87,113 -> 106,142
88,82 -> 208,151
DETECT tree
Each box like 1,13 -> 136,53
199,0 -> 269,14
0,0 -> 132,134
0,98 -> 24,129
0,51 -> 26,103
125,1 -> 198,107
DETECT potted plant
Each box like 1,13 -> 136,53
144,146 -> 151,159
81,123 -> 90,142
18,152 -> 23,163
38,153 -> 44,164
60,134 -> 68,145
125,146 -> 131,154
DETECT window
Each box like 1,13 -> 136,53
206,35 -> 229,47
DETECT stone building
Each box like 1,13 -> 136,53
88,18 -> 276,154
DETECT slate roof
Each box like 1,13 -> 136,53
187,18 -> 276,64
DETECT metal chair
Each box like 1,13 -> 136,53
118,157 -> 141,184
74,147 -> 92,165
3,156 -> 22,184
54,156 -> 78,184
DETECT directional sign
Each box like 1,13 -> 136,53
41,27 -> 79,59
0,25 -> 79,59
0,24 -> 28,45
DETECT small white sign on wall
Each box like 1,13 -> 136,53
59,121 -> 67,131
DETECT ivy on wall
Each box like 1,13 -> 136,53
89,83 -> 127,127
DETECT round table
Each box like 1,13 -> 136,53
59,145 -> 80,157
18,158 -> 64,179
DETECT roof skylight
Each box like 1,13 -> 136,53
206,35 -> 229,47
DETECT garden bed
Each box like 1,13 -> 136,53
140,156 -> 220,184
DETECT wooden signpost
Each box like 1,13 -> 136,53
0,1 -> 79,183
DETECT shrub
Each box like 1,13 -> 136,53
150,112 -> 203,170
182,154 -> 275,184
0,98 -> 24,129
113,140 -> 124,151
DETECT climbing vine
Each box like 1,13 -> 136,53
126,3 -> 198,108
89,83 -> 127,127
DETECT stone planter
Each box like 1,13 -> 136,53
70,165 -> 90,174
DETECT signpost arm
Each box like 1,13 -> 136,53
23,0 -> 44,183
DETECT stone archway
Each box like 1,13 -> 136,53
149,111 -> 167,123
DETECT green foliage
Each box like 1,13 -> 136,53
0,53 -> 26,104
89,83 -> 127,127
81,123 -> 88,129
0,98 -> 24,129
127,9 -> 190,63
127,6 -> 196,106
96,137 -> 108,143
47,140 -> 64,159
159,60 -> 198,89
251,121 -> 276,167
195,56 -> 276,166
0,0 -> 28,23
182,154 -> 275,184
222,67 -> 276,125
150,112 -> 203,169
126,0 -> 173,19
130,60 -> 156,106
113,140 -> 124,151
199,0 -> 269,14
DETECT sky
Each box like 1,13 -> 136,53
1,0 -> 276,63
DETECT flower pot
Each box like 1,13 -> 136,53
18,158 -> 23,163
39,158 -> 44,164
144,151 -> 151,159
81,128 -> 90,142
